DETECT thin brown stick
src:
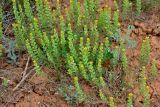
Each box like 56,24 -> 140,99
13,68 -> 35,92
22,57 -> 30,77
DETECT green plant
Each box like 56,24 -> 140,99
120,41 -> 132,87
33,60 -> 43,75
103,37 -> 111,60
35,0 -> 45,29
99,76 -> 106,88
139,66 -> 147,95
74,77 -> 85,102
2,78 -> 9,87
124,25 -> 137,48
24,0 -> 34,22
136,0 -> 142,16
139,37 -> 151,68
112,1 -> 120,34
84,0 -> 98,24
99,90 -> 107,102
67,55 -> 78,76
143,86 -> 150,107
109,97 -> 115,107
122,0 -> 132,19
70,0 -> 80,24
26,33 -> 43,62
127,93 -> 133,107
98,7 -> 112,36
3,37 -> 17,64
121,48 -> 128,74
88,61 -> 96,83
12,0 -> 27,47
43,0 -> 53,29
112,46 -> 119,69
151,59 -> 157,80
79,61 -> 88,80
59,84 -> 78,104
10,0 -> 139,104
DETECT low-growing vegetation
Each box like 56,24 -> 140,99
0,0 -> 160,106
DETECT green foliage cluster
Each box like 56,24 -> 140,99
124,25 -> 137,48
3,0 -> 156,106
58,84 -> 79,104
136,0 -> 142,16
99,89 -> 107,102
143,86 -> 150,107
9,0 -> 120,103
122,0 -> 159,18
137,36 -> 156,107
127,93 -> 133,107
151,59 -> 157,80
73,77 -> 85,102
122,0 -> 132,19
122,0 -> 142,18
11,0 -> 121,90
109,97 -> 115,107
139,66 -> 147,95
2,78 -> 9,87
139,37 -> 150,68
139,66 -> 150,107
3,38 -> 17,64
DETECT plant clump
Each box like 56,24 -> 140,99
0,0 -> 156,106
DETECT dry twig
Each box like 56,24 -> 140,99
13,68 -> 35,92
22,57 -> 30,77
13,57 -> 34,92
